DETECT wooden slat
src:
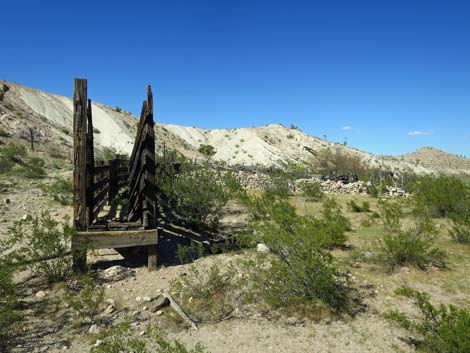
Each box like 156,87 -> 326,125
74,229 -> 158,249
93,177 -> 109,190
93,164 -> 110,175
92,195 -> 108,220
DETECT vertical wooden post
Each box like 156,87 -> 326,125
72,78 -> 88,272
86,99 -> 95,227
144,85 -> 157,269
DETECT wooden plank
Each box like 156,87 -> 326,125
93,177 -> 109,190
93,164 -> 110,175
74,229 -> 158,249
92,195 -> 108,221
93,185 -> 109,205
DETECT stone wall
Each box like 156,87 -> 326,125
230,170 -> 409,197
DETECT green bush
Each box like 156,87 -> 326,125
21,156 -> 46,178
159,164 -> 231,228
413,175 -> 470,218
0,262 -> 18,352
385,287 -> 470,353
0,128 -> 11,137
300,181 -> 324,201
65,274 -> 105,324
251,218 -> 353,312
449,212 -> 470,244
172,261 -> 241,322
4,212 -> 75,282
377,200 -> 445,269
176,241 -> 205,264
348,200 -> 370,213
321,198 -> 351,233
39,177 -> 73,205
91,321 -> 209,353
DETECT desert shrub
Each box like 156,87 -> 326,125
287,133 -> 294,139
0,128 -> 10,137
385,287 -> 470,353
0,142 -> 26,172
321,198 -> 351,233
4,211 -> 75,282
412,175 -> 470,218
172,261 -> 241,322
198,144 -> 216,157
449,212 -> 470,244
316,149 -> 369,178
93,127 -> 101,134
91,321 -> 209,353
349,200 -> 370,213
0,262 -> 19,352
377,199 -> 445,269
61,127 -> 70,135
39,177 -> 73,205
360,211 -> 380,228
265,168 -> 294,199
21,156 -> 46,178
300,181 -> 324,201
159,163 -> 231,228
251,218 -> 354,313
176,241 -> 205,264
64,274 -> 105,323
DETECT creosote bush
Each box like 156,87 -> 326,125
377,199 -> 445,269
348,200 -> 370,213
0,262 -> 19,352
91,321 -> 209,353
412,175 -> 470,218
3,211 -> 75,282
64,274 -> 105,324
449,212 -> 470,244
158,159 -> 237,229
385,287 -> 470,353
300,181 -> 324,201
172,261 -> 241,322
0,142 -> 46,178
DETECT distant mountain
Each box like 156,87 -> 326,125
1,80 -> 469,175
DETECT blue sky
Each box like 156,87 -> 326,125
1,0 -> 469,156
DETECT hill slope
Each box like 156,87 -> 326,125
1,80 -> 469,175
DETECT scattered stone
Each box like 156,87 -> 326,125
35,290 -> 47,299
256,243 -> 269,253
147,295 -> 170,313
93,340 -> 103,347
87,324 -> 101,335
104,305 -> 116,314
132,310 -> 139,316
143,296 -> 153,302
106,299 -> 115,306
156,310 -> 163,316
135,296 -> 142,302
139,331 -> 146,336
103,266 -> 134,280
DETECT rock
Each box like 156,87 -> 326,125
143,296 -> 153,302
135,296 -> 142,302
87,324 -> 101,335
104,305 -> 115,314
93,340 -> 103,347
35,290 -> 47,299
103,266 -> 133,280
4,198 -> 10,205
106,299 -> 115,306
256,243 -> 269,253
156,310 -> 163,316
147,295 -> 170,313
21,214 -> 29,221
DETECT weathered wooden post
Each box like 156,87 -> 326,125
143,86 -> 157,269
72,78 -> 89,272
86,99 -> 95,227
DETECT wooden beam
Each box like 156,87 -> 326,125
74,229 -> 158,249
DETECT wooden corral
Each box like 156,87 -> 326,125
71,78 -> 158,271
